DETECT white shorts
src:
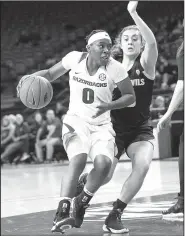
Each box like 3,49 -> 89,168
62,114 -> 116,162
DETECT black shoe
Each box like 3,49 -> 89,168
75,173 -> 88,197
51,199 -> 75,233
103,209 -> 129,234
162,194 -> 184,217
70,196 -> 89,228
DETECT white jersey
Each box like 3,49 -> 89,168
62,51 -> 128,125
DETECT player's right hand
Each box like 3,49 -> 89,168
127,1 -> 138,14
157,113 -> 172,132
16,75 -> 30,98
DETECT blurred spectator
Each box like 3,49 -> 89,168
29,29 -> 41,46
15,30 -> 30,46
151,95 -> 166,120
8,114 -> 17,124
1,114 -> 30,164
1,116 -> 16,153
154,95 -> 165,109
28,112 -> 45,162
35,109 -> 62,163
55,101 -> 67,120
15,29 -> 41,47
45,56 -> 58,68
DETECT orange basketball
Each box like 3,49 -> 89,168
19,75 -> 53,109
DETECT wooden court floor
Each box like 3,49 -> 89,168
1,159 -> 184,236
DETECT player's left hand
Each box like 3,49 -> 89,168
16,74 -> 30,97
92,98 -> 109,118
127,1 -> 138,14
157,113 -> 172,132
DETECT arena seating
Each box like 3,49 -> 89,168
1,1 -> 183,118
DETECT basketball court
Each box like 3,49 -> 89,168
1,159 -> 183,236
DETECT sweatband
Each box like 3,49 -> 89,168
87,32 -> 112,45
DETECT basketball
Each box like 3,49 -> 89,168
19,75 -> 53,109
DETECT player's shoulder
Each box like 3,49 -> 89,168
62,51 -> 85,70
107,57 -> 127,74
108,57 -> 125,70
106,57 -> 128,83
65,51 -> 84,60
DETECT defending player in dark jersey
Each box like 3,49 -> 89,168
102,2 -> 158,233
158,40 -> 184,216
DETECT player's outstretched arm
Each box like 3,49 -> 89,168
157,80 -> 184,131
30,50 -> 82,82
31,60 -> 69,82
16,61 -> 68,97
127,1 -> 158,72
16,51 -> 81,97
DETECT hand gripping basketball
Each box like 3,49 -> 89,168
127,1 -> 138,14
16,75 -> 31,98
18,75 -> 53,109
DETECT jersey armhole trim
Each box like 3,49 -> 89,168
140,55 -> 155,80
143,71 -> 155,81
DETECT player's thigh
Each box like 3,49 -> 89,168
127,141 -> 153,169
90,124 -> 116,163
62,116 -> 90,161
90,139 -> 116,164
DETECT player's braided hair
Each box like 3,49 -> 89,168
85,29 -> 108,44
111,25 -> 145,62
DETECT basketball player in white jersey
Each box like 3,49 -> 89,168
17,30 -> 135,233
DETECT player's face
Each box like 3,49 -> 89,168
89,39 -> 112,66
121,29 -> 142,56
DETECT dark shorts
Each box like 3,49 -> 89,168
115,121 -> 154,160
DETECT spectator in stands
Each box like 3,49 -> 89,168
55,101 -> 67,120
45,57 -> 58,68
8,114 -> 17,125
1,114 -> 30,164
29,29 -> 41,46
153,95 -> 165,109
15,30 -> 30,46
15,29 -> 41,47
1,116 -> 16,154
35,109 -> 62,163
151,95 -> 166,119
28,111 -> 45,162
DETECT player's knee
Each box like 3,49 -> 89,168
143,161 -> 151,175
94,156 -> 112,175
136,161 -> 150,176
104,172 -> 113,184
133,156 -> 151,176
